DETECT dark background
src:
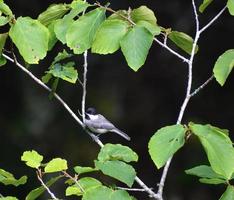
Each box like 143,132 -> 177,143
0,0 -> 234,199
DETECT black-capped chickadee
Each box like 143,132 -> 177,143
84,107 -> 131,141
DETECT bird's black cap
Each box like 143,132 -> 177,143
86,107 -> 97,115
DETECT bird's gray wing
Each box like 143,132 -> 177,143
85,115 -> 115,130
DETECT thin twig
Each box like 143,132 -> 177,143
190,75 -> 214,97
37,172 -> 58,200
63,171 -> 85,193
199,6 -> 227,34
153,38 -> 189,63
82,50 -> 88,122
134,177 -> 160,199
0,193 -> 3,197
117,186 -> 154,192
157,1 -> 200,198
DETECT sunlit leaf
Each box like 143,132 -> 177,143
199,0 -> 213,13
148,124 -> 186,169
83,185 -> 132,200
54,0 -> 90,44
37,4 -> 69,26
120,25 -> 153,71
74,166 -> 98,175
21,150 -> 43,169
98,143 -> 138,163
9,17 -> 49,64
66,8 -> 106,54
219,186 -> 234,200
95,160 -> 136,187
189,123 -> 234,180
92,19 -> 129,54
66,177 -> 102,196
227,0 -> 234,16
131,6 -> 157,25
168,31 -> 198,55
47,62 -> 78,84
44,158 -> 68,173
0,168 -> 27,186
213,49 -> 234,86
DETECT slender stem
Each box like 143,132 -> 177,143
190,75 -> 214,97
134,177 -> 160,199
157,1 -> 200,198
153,38 -> 189,63
117,186 -> 154,192
63,171 -> 85,193
37,173 -> 58,200
199,6 -> 227,34
2,53 -> 84,128
0,193 -> 3,197
82,50 -> 88,122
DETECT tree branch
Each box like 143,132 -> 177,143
199,6 -> 227,34
157,1 -> 200,198
63,171 -> 85,193
81,50 -> 88,123
37,171 -> 58,200
190,75 -> 214,97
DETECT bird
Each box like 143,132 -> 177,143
84,107 -> 131,141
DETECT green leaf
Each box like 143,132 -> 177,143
108,10 -> 128,21
47,22 -> 57,51
98,143 -> 138,163
26,176 -> 62,200
47,62 -> 78,84
9,17 -> 49,64
0,1 -> 13,16
185,165 -> 226,185
42,73 -> 52,83
66,177 -> 102,196
148,124 -> 186,169
21,150 -> 43,169
136,20 -> 161,36
52,49 -> 72,64
74,166 -> 98,174
92,19 -> 129,54
0,197 -> 18,200
120,25 -> 153,71
0,16 -> 9,26
227,0 -> 234,16
0,32 -> 8,54
131,6 -> 157,25
44,158 -> 68,173
66,8 -> 106,54
54,0 -> 90,44
0,55 -> 6,66
189,123 -> 234,180
219,186 -> 234,200
95,160 -> 136,187
37,4 -> 69,26
199,0 -> 213,13
185,165 -> 225,179
199,178 -> 226,185
168,31 -> 198,55
83,186 -> 132,200
213,49 -> 234,86
0,169 -> 27,186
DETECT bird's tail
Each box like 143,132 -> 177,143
111,128 -> 131,141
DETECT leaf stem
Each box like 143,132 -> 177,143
36,171 -> 58,200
